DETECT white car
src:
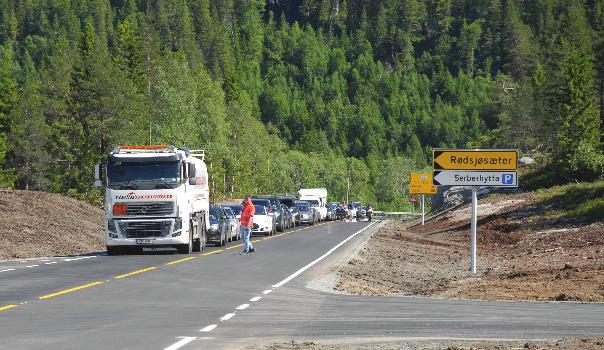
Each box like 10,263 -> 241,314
251,205 -> 275,236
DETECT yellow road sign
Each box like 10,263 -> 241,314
410,173 -> 437,195
433,149 -> 518,171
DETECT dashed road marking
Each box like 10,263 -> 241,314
202,250 -> 223,256
25,265 -> 38,268
262,289 -> 272,294
164,336 -> 197,350
226,244 -> 243,250
0,304 -> 18,311
39,281 -> 104,300
200,324 -> 217,332
44,262 -> 58,265
0,268 -> 15,273
250,296 -> 261,302
236,304 -> 249,310
114,267 -> 157,279
165,257 -> 196,265
220,313 -> 236,321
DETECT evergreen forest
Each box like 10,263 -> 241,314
0,0 -> 603,209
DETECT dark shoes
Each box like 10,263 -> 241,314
249,247 -> 255,253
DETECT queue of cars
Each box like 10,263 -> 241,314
207,195 -> 374,247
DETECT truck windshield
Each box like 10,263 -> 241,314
107,161 -> 181,190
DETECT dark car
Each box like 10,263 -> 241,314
208,204 -> 230,246
296,201 -> 318,225
253,195 -> 286,232
335,203 -> 348,220
278,195 -> 300,227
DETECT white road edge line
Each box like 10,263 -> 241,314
200,324 -> 217,332
262,289 -> 272,294
164,336 -> 197,350
236,304 -> 249,310
45,262 -> 58,265
220,313 -> 236,321
25,265 -> 39,268
272,222 -> 375,288
250,296 -> 261,302
0,269 -> 15,273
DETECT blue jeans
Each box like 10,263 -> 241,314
242,226 -> 253,253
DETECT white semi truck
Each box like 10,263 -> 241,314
94,145 -> 209,255
298,188 -> 328,221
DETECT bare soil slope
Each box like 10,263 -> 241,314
0,189 -> 104,260
336,192 -> 604,302
245,337 -> 604,350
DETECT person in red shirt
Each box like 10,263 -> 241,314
240,196 -> 255,254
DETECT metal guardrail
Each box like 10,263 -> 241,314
372,211 -> 420,220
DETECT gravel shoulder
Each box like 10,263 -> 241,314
0,189 -> 104,260
244,337 -> 604,350
336,192 -> 604,302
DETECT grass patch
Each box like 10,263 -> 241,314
536,180 -> 604,221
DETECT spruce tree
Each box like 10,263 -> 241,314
548,4 -> 602,180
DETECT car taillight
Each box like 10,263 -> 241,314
113,204 -> 127,216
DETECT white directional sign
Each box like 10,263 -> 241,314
432,170 -> 517,187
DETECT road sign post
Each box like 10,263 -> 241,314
470,188 -> 477,274
432,149 -> 518,275
420,194 -> 425,226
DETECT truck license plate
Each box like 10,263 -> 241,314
135,239 -> 155,244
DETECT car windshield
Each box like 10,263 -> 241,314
210,206 -> 221,218
297,205 -> 310,211
254,205 -> 267,215
307,200 -> 319,206
226,206 -> 242,215
107,161 -> 181,190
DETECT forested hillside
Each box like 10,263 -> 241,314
0,0 -> 602,209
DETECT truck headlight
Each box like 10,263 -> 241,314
171,219 -> 182,237
107,219 -> 116,232
173,218 -> 182,231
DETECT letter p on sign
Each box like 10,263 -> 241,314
502,173 -> 514,185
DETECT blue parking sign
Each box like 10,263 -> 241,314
502,173 -> 514,185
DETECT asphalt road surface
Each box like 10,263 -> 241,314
1,221 -> 603,350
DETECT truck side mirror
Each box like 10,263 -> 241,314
188,163 -> 196,185
94,164 -> 102,188
188,163 -> 196,177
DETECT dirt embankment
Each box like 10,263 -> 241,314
0,189 -> 104,260
336,192 -> 604,302
248,338 -> 604,350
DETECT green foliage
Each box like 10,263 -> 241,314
536,180 -> 604,221
0,0 -> 602,209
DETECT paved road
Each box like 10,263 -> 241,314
0,221 -> 603,350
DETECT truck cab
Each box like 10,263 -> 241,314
95,145 -> 209,255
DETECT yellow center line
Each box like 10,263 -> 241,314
251,239 -> 261,243
226,244 -> 243,250
114,267 -> 157,279
0,304 -> 18,311
202,249 -> 223,256
165,257 -> 196,265
39,281 -> 104,300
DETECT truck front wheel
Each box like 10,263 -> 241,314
177,232 -> 193,254
106,246 -> 121,256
